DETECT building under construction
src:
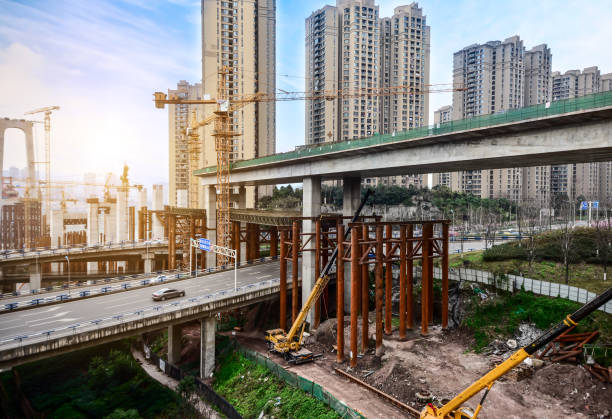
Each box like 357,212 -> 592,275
0,199 -> 42,250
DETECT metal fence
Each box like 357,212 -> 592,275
195,90 -> 612,174
427,266 -> 612,314
143,343 -> 242,419
236,344 -> 365,419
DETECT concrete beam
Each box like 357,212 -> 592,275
197,111 -> 612,186
302,176 -> 321,327
200,316 -> 216,378
168,324 -> 182,365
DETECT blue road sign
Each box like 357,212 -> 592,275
199,238 -> 211,251
581,201 -> 588,211
593,201 -> 599,209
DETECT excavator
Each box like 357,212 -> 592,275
265,189 -> 375,364
420,285 -> 612,418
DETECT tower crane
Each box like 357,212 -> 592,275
154,73 -> 465,265
24,106 -> 60,220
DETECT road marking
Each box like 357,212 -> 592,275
0,325 -> 23,332
28,318 -> 77,328
256,275 -> 272,279
25,311 -> 69,323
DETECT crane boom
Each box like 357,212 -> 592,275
421,286 -> 612,419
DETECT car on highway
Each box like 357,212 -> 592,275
152,275 -> 167,283
152,288 -> 185,301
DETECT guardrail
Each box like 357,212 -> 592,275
0,239 -> 168,261
0,270 -> 282,349
0,256 -> 280,313
0,269 -> 182,300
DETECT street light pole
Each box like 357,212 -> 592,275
64,255 -> 70,296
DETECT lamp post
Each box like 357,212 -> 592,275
64,255 -> 70,296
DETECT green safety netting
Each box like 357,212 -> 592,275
196,90 -> 612,175
237,345 -> 366,419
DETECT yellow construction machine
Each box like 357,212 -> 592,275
420,285 -> 612,418
265,189 -> 374,364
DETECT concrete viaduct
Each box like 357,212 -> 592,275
195,96 -> 612,324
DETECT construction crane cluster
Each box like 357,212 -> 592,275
154,72 -> 465,264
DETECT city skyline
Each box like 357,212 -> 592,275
1,0 -> 611,185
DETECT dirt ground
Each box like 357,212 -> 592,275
236,312 -> 612,419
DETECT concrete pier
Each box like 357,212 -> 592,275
301,176 -> 321,326
168,324 -> 182,365
342,177 -> 361,311
200,316 -> 216,378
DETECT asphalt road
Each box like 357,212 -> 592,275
0,261 -> 293,341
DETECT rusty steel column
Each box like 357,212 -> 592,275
421,222 -> 432,336
361,224 -> 369,354
270,227 -> 278,258
245,223 -> 253,261
254,224 -> 261,259
428,224 -> 434,324
292,220 -> 299,323
336,224 -> 345,363
138,207 -> 146,241
384,224 -> 392,335
280,229 -> 287,331
375,225 -> 383,355
442,222 -> 449,329
407,224 -> 414,330
322,225 -> 330,321
168,213 -> 176,270
232,221 -> 240,261
314,219 -> 321,329
350,225 -> 359,368
399,225 -> 407,340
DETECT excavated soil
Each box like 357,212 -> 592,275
308,316 -> 612,419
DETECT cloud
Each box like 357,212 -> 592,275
0,0 -> 201,186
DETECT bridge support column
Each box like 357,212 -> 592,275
204,186 -> 217,268
168,324 -> 182,365
342,177 -> 361,312
200,316 -> 216,378
29,263 -> 41,291
302,176 -> 321,328
143,254 -> 155,274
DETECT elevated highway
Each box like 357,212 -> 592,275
0,259 -> 297,377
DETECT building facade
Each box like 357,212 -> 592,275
305,1 -> 430,187
201,0 -> 276,207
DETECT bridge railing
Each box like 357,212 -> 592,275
0,239 -> 169,260
195,90 -> 612,174
0,275 -> 282,350
0,255 -> 281,311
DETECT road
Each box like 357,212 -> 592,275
0,261 -> 292,342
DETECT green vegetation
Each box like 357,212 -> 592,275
0,340 -> 195,418
448,228 -> 612,294
463,290 -> 612,353
213,352 -> 339,419
258,185 -> 302,209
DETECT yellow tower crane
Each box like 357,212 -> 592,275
24,105 -> 60,221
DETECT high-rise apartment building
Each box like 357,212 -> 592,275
451,36 -> 528,199
433,105 -> 452,125
201,0 -> 276,207
305,1 -> 430,187
552,67 -> 601,101
602,73 -> 612,92
168,80 -> 202,208
524,44 -> 552,106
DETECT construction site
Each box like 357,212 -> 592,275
2,1 -> 612,418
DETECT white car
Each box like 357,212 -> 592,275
152,288 -> 185,301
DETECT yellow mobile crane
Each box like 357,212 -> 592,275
265,189 -> 375,364
420,285 -> 612,419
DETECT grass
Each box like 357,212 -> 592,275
0,340 -> 194,418
448,251 -> 612,294
463,290 -> 612,354
213,352 -> 339,419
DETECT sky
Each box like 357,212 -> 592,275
1,0 -> 611,188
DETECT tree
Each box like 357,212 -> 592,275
558,201 -> 576,284
520,201 -> 541,274
594,201 -> 612,280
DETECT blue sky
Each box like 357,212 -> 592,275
1,0 -> 611,187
